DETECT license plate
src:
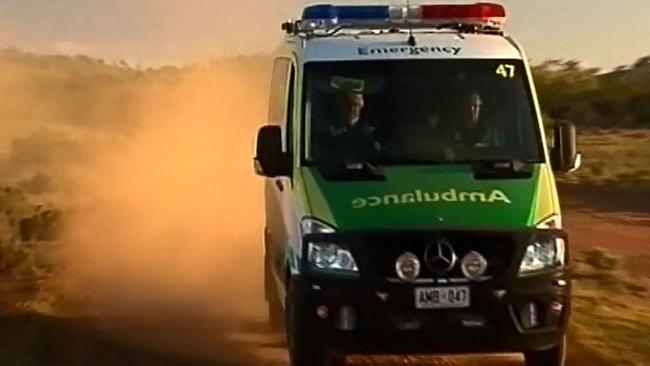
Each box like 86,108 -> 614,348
415,286 -> 471,309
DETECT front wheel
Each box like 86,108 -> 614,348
524,336 -> 567,366
264,256 -> 283,331
285,279 -> 344,366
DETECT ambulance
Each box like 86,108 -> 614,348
254,3 -> 581,366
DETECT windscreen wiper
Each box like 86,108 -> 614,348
317,160 -> 386,181
471,159 -> 534,180
379,158 -> 447,166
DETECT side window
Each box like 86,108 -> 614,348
268,58 -> 294,153
285,66 -> 296,154
268,58 -> 290,124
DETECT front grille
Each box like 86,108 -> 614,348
356,232 -> 516,279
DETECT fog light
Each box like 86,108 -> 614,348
550,301 -> 564,315
395,252 -> 420,282
521,302 -> 539,329
462,316 -> 485,328
394,315 -> 420,331
338,306 -> 357,331
461,251 -> 488,280
316,305 -> 329,319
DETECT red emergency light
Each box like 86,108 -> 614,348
422,3 -> 506,19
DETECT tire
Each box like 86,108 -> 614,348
524,336 -> 567,366
264,253 -> 284,331
285,279 -> 343,366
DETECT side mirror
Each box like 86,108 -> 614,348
254,125 -> 291,177
551,122 -> 582,173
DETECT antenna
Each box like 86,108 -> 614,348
406,0 -> 416,46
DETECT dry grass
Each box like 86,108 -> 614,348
570,249 -> 650,366
557,129 -> 650,191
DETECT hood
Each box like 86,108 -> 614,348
299,164 -> 559,231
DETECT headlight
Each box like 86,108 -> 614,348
519,236 -> 566,275
301,217 -> 336,235
307,242 -> 359,272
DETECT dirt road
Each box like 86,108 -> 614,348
0,313 -> 523,366
560,184 -> 650,257
1,185 -> 647,366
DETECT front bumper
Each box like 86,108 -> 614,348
290,269 -> 570,355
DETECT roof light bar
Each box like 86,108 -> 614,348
293,3 -> 507,34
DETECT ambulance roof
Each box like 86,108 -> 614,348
277,3 -> 524,63
283,31 -> 522,63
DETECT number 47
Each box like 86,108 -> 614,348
496,64 -> 515,78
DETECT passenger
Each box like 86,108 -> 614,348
447,90 -> 498,147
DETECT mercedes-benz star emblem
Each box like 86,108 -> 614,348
424,239 -> 457,276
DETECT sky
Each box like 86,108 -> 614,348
0,0 -> 647,70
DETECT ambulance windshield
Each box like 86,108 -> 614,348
303,59 -> 544,166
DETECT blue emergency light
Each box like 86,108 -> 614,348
302,5 -> 391,21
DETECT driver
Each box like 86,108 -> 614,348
316,92 -> 381,161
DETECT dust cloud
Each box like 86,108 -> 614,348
0,50 -> 274,363
54,61 -> 273,360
